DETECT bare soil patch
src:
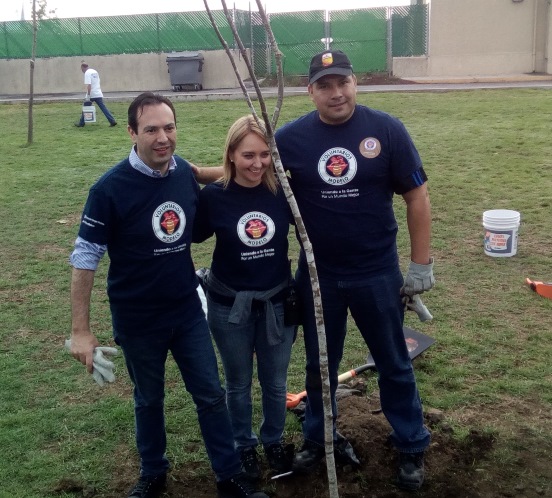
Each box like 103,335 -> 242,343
54,386 -> 550,497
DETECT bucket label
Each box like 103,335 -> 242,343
83,106 -> 96,122
484,229 -> 514,253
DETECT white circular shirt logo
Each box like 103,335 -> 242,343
152,201 -> 186,243
237,211 -> 275,247
318,147 -> 357,185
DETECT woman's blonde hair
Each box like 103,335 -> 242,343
221,115 -> 278,194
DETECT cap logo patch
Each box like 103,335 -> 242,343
321,52 -> 334,67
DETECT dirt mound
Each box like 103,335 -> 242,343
56,386 -> 551,497
146,394 -> 497,498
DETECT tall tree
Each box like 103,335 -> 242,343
27,0 -> 56,145
203,2 -> 340,496
27,0 -> 37,145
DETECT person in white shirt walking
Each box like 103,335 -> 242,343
75,62 -> 117,127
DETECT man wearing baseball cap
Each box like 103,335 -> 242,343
275,50 -> 434,491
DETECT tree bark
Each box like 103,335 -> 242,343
203,2 -> 339,496
27,0 -> 37,145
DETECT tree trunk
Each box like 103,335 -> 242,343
203,1 -> 339,496
27,0 -> 37,145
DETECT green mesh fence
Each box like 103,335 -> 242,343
268,10 -> 326,76
0,10 -> 234,58
330,8 -> 388,73
0,6 -> 428,75
392,5 -> 427,57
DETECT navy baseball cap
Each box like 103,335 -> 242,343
308,50 -> 353,84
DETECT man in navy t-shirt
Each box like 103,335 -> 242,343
68,93 -> 268,498
274,51 -> 435,491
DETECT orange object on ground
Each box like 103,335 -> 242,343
285,364 -> 374,409
526,278 -> 552,300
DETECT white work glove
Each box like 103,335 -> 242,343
84,93 -> 90,101
65,339 -> 119,387
402,294 -> 433,322
402,258 -> 435,296
197,284 -> 207,316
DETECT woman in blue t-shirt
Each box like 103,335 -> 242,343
193,115 -> 295,481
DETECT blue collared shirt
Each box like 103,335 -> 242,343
70,147 -> 177,270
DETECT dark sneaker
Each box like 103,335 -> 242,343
74,122 -> 84,128
216,472 -> 268,498
127,473 -> 167,497
240,447 -> 260,481
397,451 -> 425,491
264,442 -> 294,474
110,122 -> 118,127
292,440 -> 325,474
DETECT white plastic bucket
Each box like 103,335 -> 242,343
83,104 -> 96,123
482,209 -> 521,257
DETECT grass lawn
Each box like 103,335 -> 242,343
0,88 -> 551,497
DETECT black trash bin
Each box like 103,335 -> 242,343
166,51 -> 204,91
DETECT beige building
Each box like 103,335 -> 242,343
394,0 -> 552,78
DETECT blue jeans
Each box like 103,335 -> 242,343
296,265 -> 430,453
79,97 -> 116,125
207,296 -> 295,450
114,315 -> 242,480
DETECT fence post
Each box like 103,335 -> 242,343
324,10 -> 331,50
386,6 -> 393,76
78,17 -> 83,54
249,4 -> 254,78
156,14 -> 160,53
3,22 -> 10,59
265,14 -> 271,76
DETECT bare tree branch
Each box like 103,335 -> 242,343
253,1 -> 284,129
217,2 -> 272,134
203,2 -> 340,496
202,2 -> 256,116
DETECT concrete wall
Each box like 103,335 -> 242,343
1,1 -> 551,91
394,0 -> 551,78
0,49 -> 249,95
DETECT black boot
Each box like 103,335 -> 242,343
264,442 -> 294,474
216,472 -> 268,498
397,451 -> 425,490
239,447 -> 260,481
127,474 -> 166,498
334,432 -> 360,467
291,440 -> 325,473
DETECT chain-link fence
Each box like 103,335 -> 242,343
0,5 -> 427,76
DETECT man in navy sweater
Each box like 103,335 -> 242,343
68,92 -> 268,498
275,50 -> 434,491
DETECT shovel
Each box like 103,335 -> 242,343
526,278 -> 552,300
286,363 -> 375,409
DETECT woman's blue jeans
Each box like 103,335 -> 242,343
114,315 -> 242,480
296,265 -> 430,453
207,296 -> 295,450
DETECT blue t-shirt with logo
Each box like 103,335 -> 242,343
193,180 -> 292,291
275,104 -> 426,278
77,156 -> 202,333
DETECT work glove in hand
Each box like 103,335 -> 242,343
402,294 -> 433,322
197,284 -> 207,316
402,258 -> 435,296
65,339 -> 118,387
